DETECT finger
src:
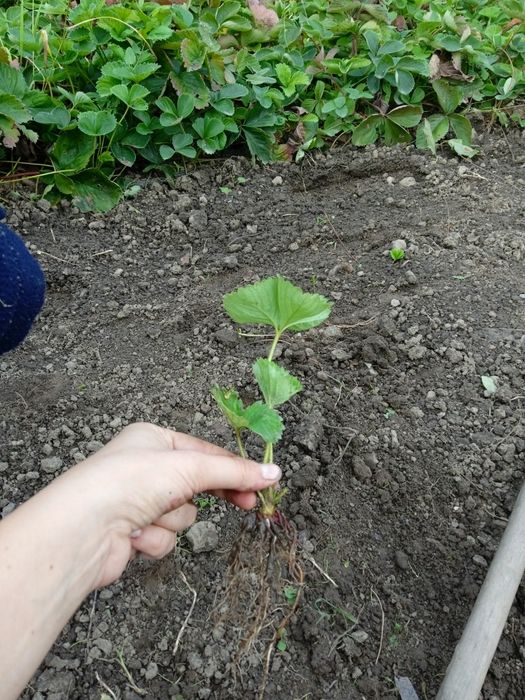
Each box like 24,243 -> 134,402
131,525 -> 177,559
103,422 -> 236,458
211,489 -> 257,510
154,503 -> 197,531
155,452 -> 281,508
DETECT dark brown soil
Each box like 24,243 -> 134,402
1,132 -> 525,700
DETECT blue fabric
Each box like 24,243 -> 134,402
0,207 -> 46,354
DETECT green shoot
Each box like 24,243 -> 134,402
213,276 -> 332,518
390,247 -> 405,262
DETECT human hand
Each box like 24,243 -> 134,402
57,422 -> 281,588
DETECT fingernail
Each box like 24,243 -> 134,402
261,463 -> 281,480
130,529 -> 142,538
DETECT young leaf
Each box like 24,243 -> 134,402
69,169 -> 122,212
77,110 -> 117,137
352,115 -> 382,146
448,114 -> 472,145
253,359 -> 302,408
387,105 -> 422,128
244,402 -> 283,443
211,387 -> 283,442
211,387 -> 249,431
432,79 -> 464,114
223,276 -> 332,334
448,139 -> 479,158
481,375 -> 497,396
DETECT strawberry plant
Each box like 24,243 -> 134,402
211,276 -> 331,686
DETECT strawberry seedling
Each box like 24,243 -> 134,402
211,276 -> 331,685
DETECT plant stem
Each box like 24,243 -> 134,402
267,332 -> 281,362
235,429 -> 247,459
257,442 -> 275,516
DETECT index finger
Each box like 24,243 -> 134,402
104,422 -> 235,458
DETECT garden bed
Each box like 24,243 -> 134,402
1,133 -> 525,699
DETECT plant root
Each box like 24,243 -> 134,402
214,510 -> 304,696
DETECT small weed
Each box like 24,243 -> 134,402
219,186 -> 232,195
283,586 -> 298,606
313,597 -> 357,627
384,407 -> 397,419
236,176 -> 247,184
388,622 -> 403,648
194,495 -> 217,509
390,247 -> 405,262
276,627 -> 287,652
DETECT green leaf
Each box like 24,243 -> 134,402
0,64 -> 28,98
218,84 -> 249,99
377,40 -> 405,56
211,387 -> 249,431
172,132 -> 196,158
0,93 -> 30,123
195,115 -> 224,139
111,84 -> 150,110
223,276 -> 332,334
364,30 -> 379,55
481,375 -> 497,396
416,118 -> 436,154
177,94 -> 195,119
275,63 -> 292,85
211,387 -> 283,441
244,402 -> 283,443
448,139 -> 479,158
212,98 -> 235,115
111,141 -> 136,167
253,359 -> 302,409
244,127 -> 273,163
181,36 -> 207,71
159,144 -> 175,160
448,114 -> 472,145
352,115 -> 382,146
77,110 -> 117,137
31,106 -> 70,129
432,79 -> 464,114
384,119 -> 411,145
394,69 -> 414,95
387,105 -> 422,128
69,169 -> 122,212
50,129 -> 96,171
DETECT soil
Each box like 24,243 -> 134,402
1,131 -> 525,700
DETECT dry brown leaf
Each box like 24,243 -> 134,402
394,15 -> 407,30
429,52 -> 473,81
247,0 -> 279,27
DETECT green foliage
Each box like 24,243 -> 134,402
0,0 -> 524,208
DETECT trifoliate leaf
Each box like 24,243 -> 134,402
481,375 -> 497,396
253,359 -> 302,408
244,402 -> 283,443
211,386 -> 249,430
223,276 -> 332,334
